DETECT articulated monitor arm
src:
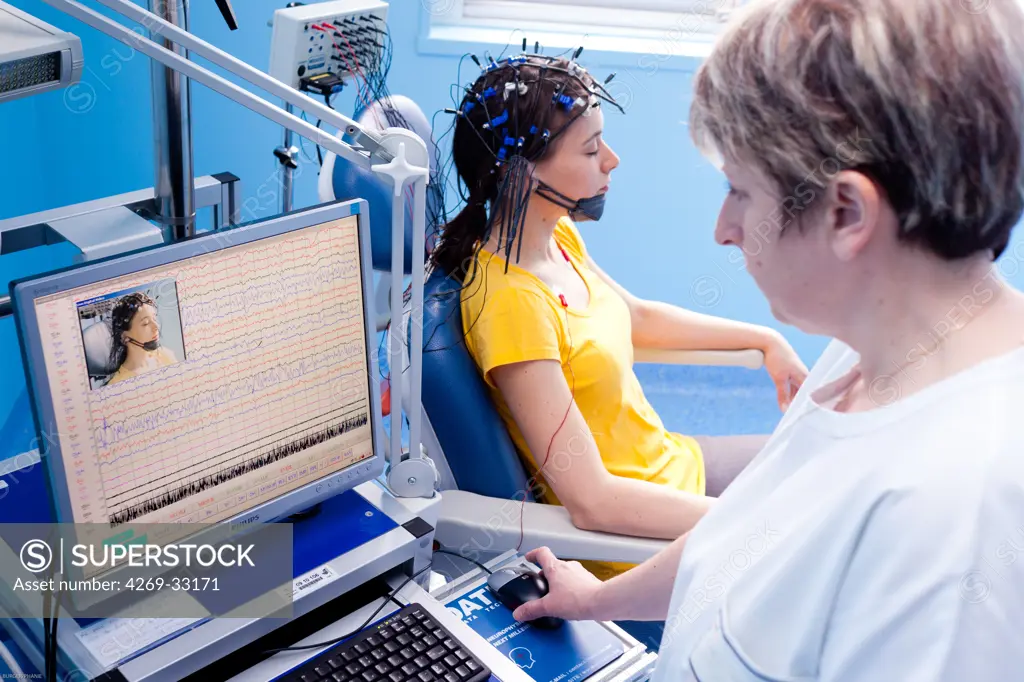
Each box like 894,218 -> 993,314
39,0 -> 433,496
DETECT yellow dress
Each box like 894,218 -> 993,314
460,218 -> 705,580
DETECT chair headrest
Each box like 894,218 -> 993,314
416,269 -> 534,501
81,320 -> 116,377
324,95 -> 441,274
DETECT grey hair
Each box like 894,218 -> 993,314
690,0 -> 1024,260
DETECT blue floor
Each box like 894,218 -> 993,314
634,362 -> 782,437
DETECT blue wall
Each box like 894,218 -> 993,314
4,0 -> 1024,367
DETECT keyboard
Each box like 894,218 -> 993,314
282,603 -> 492,682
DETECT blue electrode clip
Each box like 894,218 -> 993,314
482,110 -> 509,129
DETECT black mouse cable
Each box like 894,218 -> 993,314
261,565 -> 431,655
432,548 -> 493,575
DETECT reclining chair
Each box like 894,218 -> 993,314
419,270 -> 764,564
81,318 -> 117,380
415,270 -> 763,653
322,96 -> 766,566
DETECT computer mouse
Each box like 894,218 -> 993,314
486,567 -> 565,629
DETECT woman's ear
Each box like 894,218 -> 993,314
827,170 -> 881,261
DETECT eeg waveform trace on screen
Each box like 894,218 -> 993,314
31,216 -> 374,526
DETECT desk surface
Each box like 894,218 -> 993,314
227,561 -> 655,682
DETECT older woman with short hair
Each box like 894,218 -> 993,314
510,0 -> 1024,678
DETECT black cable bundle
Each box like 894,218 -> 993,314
332,16 -> 451,246
486,154 -> 533,273
41,561 -> 60,682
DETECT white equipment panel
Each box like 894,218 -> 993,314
269,0 -> 388,92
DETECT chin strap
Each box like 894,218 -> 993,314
534,181 -> 606,222
126,337 -> 160,352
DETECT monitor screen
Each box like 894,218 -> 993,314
14,203 -> 381,537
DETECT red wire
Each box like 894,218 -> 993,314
337,30 -> 366,81
320,24 -> 415,209
516,249 -> 577,552
332,25 -> 381,122
339,28 -> 413,213
311,25 -> 376,112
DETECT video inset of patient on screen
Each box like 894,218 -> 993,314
76,278 -> 187,390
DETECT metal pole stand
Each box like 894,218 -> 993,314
369,128 -> 436,499
273,100 -> 299,214
148,0 -> 195,241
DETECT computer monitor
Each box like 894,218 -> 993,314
11,200 -> 385,541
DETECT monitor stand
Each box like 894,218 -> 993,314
284,502 -> 323,522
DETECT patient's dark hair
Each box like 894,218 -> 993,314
429,55 -> 605,277
109,292 -> 156,371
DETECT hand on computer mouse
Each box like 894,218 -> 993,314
487,567 -> 564,629
509,547 -> 603,624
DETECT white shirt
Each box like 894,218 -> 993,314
653,339 -> 1024,682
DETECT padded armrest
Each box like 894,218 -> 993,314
633,347 -> 764,369
436,490 -> 670,565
